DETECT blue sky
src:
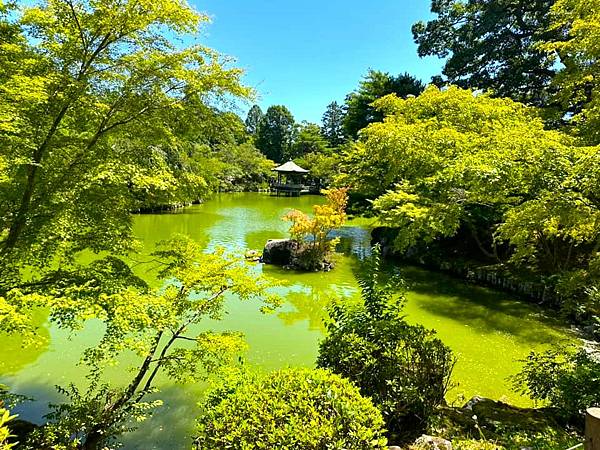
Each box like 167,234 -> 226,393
192,0 -> 444,124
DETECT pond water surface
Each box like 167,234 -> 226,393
1,193 -> 575,449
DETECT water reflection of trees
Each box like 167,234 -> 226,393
0,309 -> 50,375
277,285 -> 358,331
332,226 -> 372,259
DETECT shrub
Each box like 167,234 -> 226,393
317,249 -> 455,437
282,187 -> 349,270
513,347 -> 600,421
451,439 -> 503,450
194,367 -> 388,449
0,408 -> 16,450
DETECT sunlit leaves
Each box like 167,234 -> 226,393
542,0 -> 600,144
0,0 -> 250,292
195,368 -> 388,449
15,235 -> 281,448
283,187 -> 349,259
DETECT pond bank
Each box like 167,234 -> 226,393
371,226 -> 558,305
0,193 -> 577,450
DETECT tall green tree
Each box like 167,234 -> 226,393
289,121 -> 329,159
0,0 -> 249,293
254,105 -> 295,163
343,70 -> 424,138
17,237 -> 279,449
412,0 -> 560,108
321,101 -> 345,147
337,85 -> 600,318
244,104 -> 263,135
541,0 -> 600,144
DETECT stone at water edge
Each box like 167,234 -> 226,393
413,435 -> 453,450
260,239 -> 298,266
244,249 -> 261,262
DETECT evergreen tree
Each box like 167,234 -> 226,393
245,104 -> 264,135
412,0 -> 559,108
290,122 -> 329,159
343,70 -> 424,139
321,101 -> 345,147
255,105 -> 295,163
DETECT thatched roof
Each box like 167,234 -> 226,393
272,160 -> 309,173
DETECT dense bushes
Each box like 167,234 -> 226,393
317,251 -> 455,436
513,347 -> 600,421
336,86 -> 600,323
194,368 -> 388,449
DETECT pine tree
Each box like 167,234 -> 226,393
255,106 -> 295,162
245,104 -> 264,135
321,101 -> 346,147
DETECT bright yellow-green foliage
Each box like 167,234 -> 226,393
543,0 -> 600,144
195,368 -> 388,450
294,150 -> 341,184
0,408 -> 16,450
342,86 -> 576,251
20,236 -> 279,448
283,187 -> 349,263
451,439 -> 501,450
0,0 -> 250,292
340,85 -> 571,200
339,85 -> 600,317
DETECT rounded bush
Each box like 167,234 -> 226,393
318,301 -> 455,435
194,367 -> 388,449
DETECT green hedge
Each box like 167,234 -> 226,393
195,368 -> 388,449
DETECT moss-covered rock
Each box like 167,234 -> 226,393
430,397 -> 581,450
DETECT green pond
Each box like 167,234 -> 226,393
1,193 -> 575,449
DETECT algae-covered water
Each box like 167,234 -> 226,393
1,193 -> 574,449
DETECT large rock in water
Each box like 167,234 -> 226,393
261,239 -> 299,266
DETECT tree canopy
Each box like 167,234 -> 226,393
0,0 -> 250,294
195,368 -> 387,449
254,105 -> 295,162
244,104 -> 263,135
542,0 -> 600,144
412,0 -> 559,108
343,70 -> 424,138
321,101 -> 346,147
289,121 -> 330,159
17,236 -> 279,449
337,85 -> 600,319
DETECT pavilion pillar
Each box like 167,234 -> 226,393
587,408 -> 600,450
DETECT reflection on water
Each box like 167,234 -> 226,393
0,192 -> 576,449
0,309 -> 50,375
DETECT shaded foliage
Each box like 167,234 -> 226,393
244,104 -> 263,135
412,0 -> 560,109
321,101 -> 346,147
255,105 -> 295,163
513,347 -> 600,421
317,249 -> 455,437
343,70 -> 424,139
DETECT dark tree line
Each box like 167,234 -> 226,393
248,70 -> 425,162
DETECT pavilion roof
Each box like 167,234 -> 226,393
272,160 -> 309,173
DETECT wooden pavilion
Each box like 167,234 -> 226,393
271,160 -> 309,196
